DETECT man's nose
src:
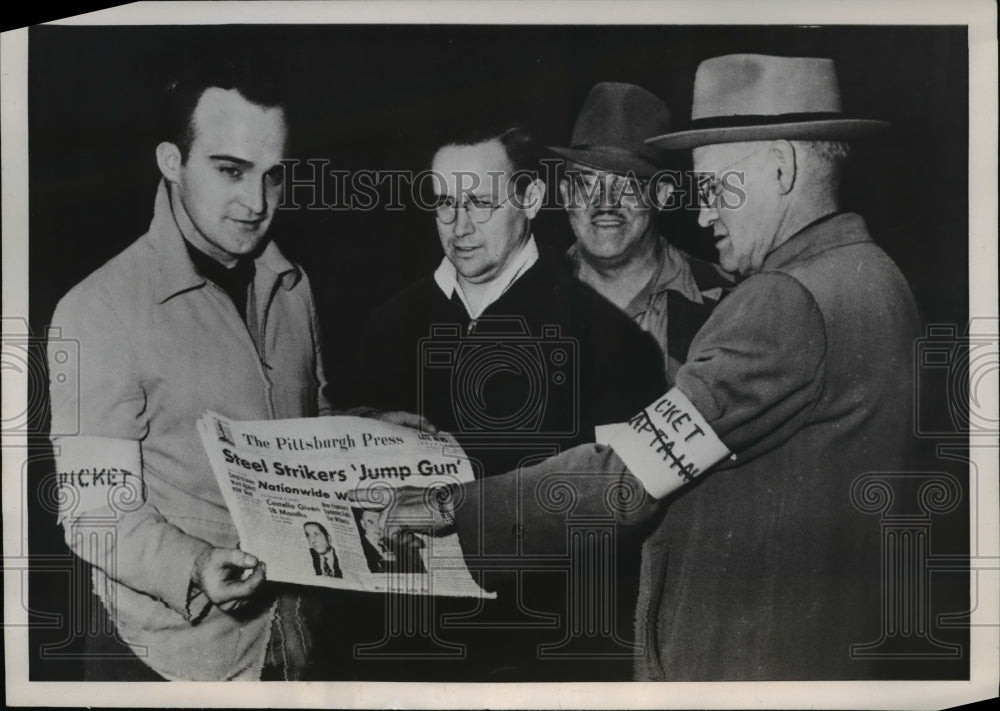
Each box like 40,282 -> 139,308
238,177 -> 269,215
594,179 -> 617,209
697,203 -> 718,229
452,206 -> 475,237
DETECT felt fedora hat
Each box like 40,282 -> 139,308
548,82 -> 670,178
647,54 -> 888,150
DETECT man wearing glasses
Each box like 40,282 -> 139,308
550,82 -> 731,384
358,123 -> 665,480
353,123 -> 666,680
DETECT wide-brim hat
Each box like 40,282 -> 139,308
647,54 -> 888,150
548,82 -> 670,178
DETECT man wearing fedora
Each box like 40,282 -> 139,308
549,82 -> 731,383
626,52 -> 921,679
385,54 -> 921,680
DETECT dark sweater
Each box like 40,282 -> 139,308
356,255 -> 668,477
344,255 -> 667,681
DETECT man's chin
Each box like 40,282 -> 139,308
455,266 -> 496,284
224,225 -> 270,248
718,254 -> 741,276
579,236 -> 628,260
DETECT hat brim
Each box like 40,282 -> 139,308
646,119 -> 889,150
547,146 -> 661,178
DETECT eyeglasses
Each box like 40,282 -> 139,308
696,175 -> 725,210
435,192 -> 515,225
563,171 -> 650,207
696,148 -> 768,210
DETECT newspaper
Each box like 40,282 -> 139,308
196,411 -> 494,599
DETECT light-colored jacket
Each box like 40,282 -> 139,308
48,181 -> 330,680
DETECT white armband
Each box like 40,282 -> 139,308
52,436 -> 143,525
597,388 -> 730,500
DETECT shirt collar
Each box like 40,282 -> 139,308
183,238 -> 255,290
567,235 -> 704,306
434,235 -> 539,319
640,236 -> 704,302
760,212 -> 868,273
149,179 -> 300,304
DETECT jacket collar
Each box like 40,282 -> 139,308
760,212 -> 871,273
149,179 -> 300,304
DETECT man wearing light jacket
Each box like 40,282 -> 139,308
47,56 -> 423,681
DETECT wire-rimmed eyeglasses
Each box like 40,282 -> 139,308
434,192 -> 516,224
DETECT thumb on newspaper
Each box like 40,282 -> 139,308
382,486 -> 449,541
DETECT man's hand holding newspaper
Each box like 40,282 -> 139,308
380,484 -> 456,540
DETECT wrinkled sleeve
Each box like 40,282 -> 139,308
49,289 -> 213,620
449,273 -> 828,556
675,272 -> 826,463
450,444 -> 657,557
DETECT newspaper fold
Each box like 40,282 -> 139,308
197,411 -> 494,599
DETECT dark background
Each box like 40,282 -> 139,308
25,24 -> 970,680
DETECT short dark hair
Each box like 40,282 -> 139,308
162,55 -> 286,161
433,123 -> 540,194
303,521 -> 330,541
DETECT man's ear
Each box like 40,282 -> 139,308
523,178 -> 547,220
155,141 -> 182,182
771,140 -> 797,195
